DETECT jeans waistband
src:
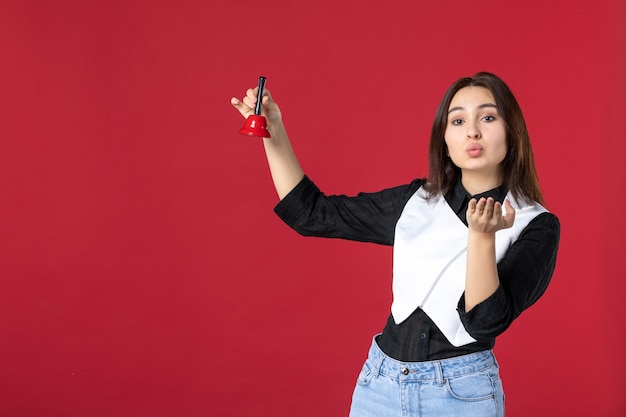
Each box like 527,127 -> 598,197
367,335 -> 498,383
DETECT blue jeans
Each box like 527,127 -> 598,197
349,336 -> 505,417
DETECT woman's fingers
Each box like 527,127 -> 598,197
231,86 -> 263,118
243,87 -> 258,107
493,201 -> 502,218
230,96 -> 254,118
474,197 -> 489,216
483,198 -> 493,217
467,197 -> 514,232
231,86 -> 275,120
473,198 -> 499,218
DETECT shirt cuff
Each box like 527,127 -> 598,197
457,284 -> 510,340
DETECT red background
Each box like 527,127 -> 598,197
1,1 -> 625,416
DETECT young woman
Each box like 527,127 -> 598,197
231,72 -> 560,417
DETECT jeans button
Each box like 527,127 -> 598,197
401,367 -> 409,375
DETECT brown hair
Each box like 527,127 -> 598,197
423,72 -> 544,205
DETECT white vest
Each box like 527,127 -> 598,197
392,187 -> 547,346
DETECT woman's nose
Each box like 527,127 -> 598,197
466,124 -> 481,139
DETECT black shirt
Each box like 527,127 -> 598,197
274,176 -> 560,361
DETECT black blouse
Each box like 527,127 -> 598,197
274,176 -> 560,361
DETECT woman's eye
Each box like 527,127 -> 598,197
451,119 -> 463,125
482,115 -> 496,122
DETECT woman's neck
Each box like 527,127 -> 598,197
460,170 -> 503,196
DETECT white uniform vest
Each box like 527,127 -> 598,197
392,187 -> 547,346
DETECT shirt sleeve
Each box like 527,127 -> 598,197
273,175 -> 424,246
457,212 -> 560,340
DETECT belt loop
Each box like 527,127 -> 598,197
490,350 -> 499,368
373,350 -> 384,378
435,361 -> 444,386
371,336 -> 385,378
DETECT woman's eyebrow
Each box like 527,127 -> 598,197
447,103 -> 498,114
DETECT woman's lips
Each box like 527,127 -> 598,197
466,143 -> 483,157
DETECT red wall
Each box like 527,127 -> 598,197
1,1 -> 624,416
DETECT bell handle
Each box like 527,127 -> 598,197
254,76 -> 267,116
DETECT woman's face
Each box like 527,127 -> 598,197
444,86 -> 507,181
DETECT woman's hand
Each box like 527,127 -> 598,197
231,86 -> 282,125
467,197 -> 516,234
